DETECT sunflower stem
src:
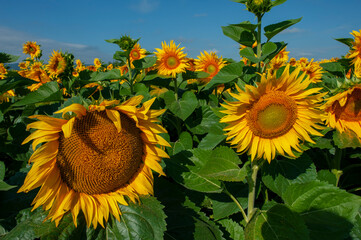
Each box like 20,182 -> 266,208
256,14 -> 263,78
126,58 -> 134,95
173,77 -> 178,101
247,160 -> 260,220
332,147 -> 343,187
223,186 -> 248,223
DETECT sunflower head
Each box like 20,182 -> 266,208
324,85 -> 361,140
23,41 -> 41,59
46,51 -> 67,78
346,30 -> 361,69
0,63 -> 7,79
195,51 -> 226,84
246,0 -> 272,15
221,65 -> 325,162
19,96 -> 169,228
154,40 -> 188,78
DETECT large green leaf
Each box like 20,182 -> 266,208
244,204 -> 310,240
164,149 -> 223,193
198,123 -> 227,150
221,22 -> 256,46
89,69 -> 122,81
106,196 -> 167,240
173,131 -> 193,155
264,17 -> 302,41
198,146 -> 246,182
261,153 -> 317,198
12,81 -> 63,107
259,42 -> 277,61
239,47 -> 260,63
283,181 -> 361,240
0,52 -> 20,63
334,38 -> 354,48
320,62 -> 344,74
351,210 -> 361,239
204,62 -> 244,90
163,91 -> 198,121
218,219 -> 245,240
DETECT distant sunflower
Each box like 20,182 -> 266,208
324,86 -> 361,139
0,90 -> 15,103
94,58 -> 102,70
27,62 -> 51,91
130,43 -> 147,67
46,51 -> 67,78
154,40 -> 188,78
346,30 -> 361,70
23,41 -> 41,59
195,51 -> 226,84
221,65 -> 325,162
0,63 -> 7,79
19,96 -> 169,228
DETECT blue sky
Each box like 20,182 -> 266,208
1,0 -> 361,64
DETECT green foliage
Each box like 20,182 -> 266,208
264,17 -> 302,41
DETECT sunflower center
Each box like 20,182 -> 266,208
166,56 -> 179,69
56,111 -> 143,195
206,64 -> 217,75
247,91 -> 298,138
131,50 -> 140,60
337,87 -> 361,121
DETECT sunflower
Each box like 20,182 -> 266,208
0,90 -> 15,103
19,96 -> 170,228
195,51 -> 226,84
154,40 -> 188,78
324,85 -> 361,140
23,41 -> 41,59
268,47 -> 289,73
94,58 -> 102,70
220,65 -> 325,163
346,30 -> 361,70
27,62 -> 51,91
0,63 -> 7,79
130,43 -> 147,67
46,51 -> 67,78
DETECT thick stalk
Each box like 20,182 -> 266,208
247,162 -> 260,219
126,58 -> 134,95
256,14 -> 262,77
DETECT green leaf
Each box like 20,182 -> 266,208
198,146 -> 246,182
12,82 -> 63,107
351,210 -> 361,239
0,181 -> 16,191
239,47 -> 260,63
264,17 -> 302,41
218,219 -> 245,240
198,123 -> 227,150
333,130 -> 361,149
261,153 -> 317,198
185,106 -> 222,135
244,204 -> 310,240
164,150 -> 223,193
320,62 -> 344,74
222,23 -> 256,46
0,52 -> 20,63
317,169 -> 337,186
89,69 -> 121,81
163,91 -> 198,121
204,62 -> 244,90
107,196 -> 166,240
283,181 -> 361,240
259,42 -> 277,61
133,56 -> 157,69
334,38 -> 354,48
173,131 -> 193,155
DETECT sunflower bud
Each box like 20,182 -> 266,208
119,35 -> 134,51
246,0 -> 272,16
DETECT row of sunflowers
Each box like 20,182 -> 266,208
1,0 -> 361,239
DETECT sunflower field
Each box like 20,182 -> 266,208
1,0 -> 361,239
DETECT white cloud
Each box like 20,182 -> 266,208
130,0 -> 160,13
0,26 -> 111,64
